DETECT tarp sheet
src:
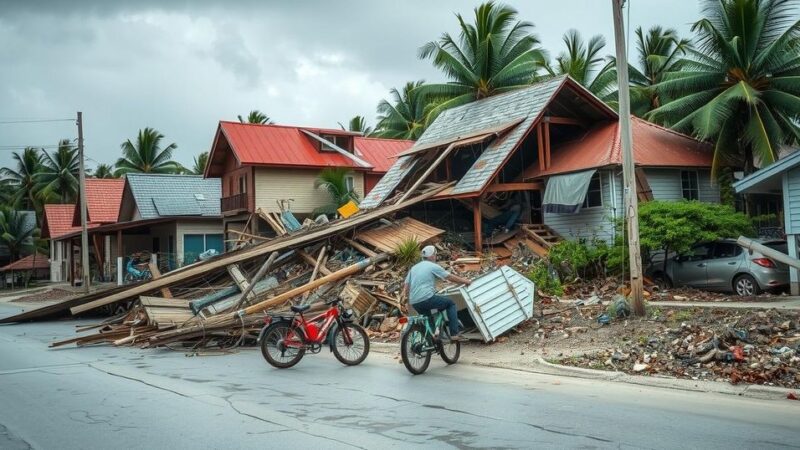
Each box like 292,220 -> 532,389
542,169 -> 596,214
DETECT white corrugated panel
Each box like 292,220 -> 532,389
443,266 -> 535,342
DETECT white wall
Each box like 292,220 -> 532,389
544,170 -> 622,244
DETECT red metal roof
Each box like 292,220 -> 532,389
355,136 -> 413,173
0,253 -> 50,272
212,122 -> 412,173
43,204 -> 78,239
523,116 -> 713,178
76,178 -> 125,225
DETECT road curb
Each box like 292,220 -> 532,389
369,340 -> 795,401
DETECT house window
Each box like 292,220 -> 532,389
320,134 -> 350,152
582,173 -> 603,208
345,175 -> 355,193
681,171 -> 699,200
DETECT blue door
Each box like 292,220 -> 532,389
183,234 -> 205,265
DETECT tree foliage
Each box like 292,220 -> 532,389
648,0 -> 800,175
238,110 -> 273,124
115,128 -> 180,175
628,26 -> 691,117
374,80 -> 430,140
313,168 -> 358,215
547,29 -> 617,106
191,151 -> 209,175
92,163 -> 117,179
36,139 -> 80,203
0,147 -> 42,210
417,2 -> 546,123
339,116 -> 373,136
0,208 -> 36,262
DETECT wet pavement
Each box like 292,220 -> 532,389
1,303 -> 799,449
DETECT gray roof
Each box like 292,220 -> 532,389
733,149 -> 800,194
361,76 -> 568,208
125,173 -> 221,219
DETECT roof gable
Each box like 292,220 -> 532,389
124,173 -> 221,220
72,178 -> 125,226
44,204 -> 80,239
734,148 -> 800,194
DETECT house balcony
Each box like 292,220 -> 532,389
220,193 -> 249,216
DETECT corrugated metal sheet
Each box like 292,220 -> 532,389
443,266 -> 535,342
359,155 -> 418,209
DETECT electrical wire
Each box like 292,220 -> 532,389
0,118 -> 75,124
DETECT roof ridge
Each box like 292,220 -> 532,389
631,116 -> 709,146
434,75 -> 569,117
354,136 -> 415,143
219,120 -> 359,134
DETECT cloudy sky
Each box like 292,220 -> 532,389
0,0 -> 702,171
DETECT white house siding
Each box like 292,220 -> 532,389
253,168 -> 365,215
784,168 -> 800,234
643,168 -> 720,203
176,219 -> 224,266
544,170 -> 622,244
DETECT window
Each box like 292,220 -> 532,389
238,175 -> 247,194
685,242 -> 713,261
345,175 -> 355,193
320,134 -> 350,152
712,242 -> 742,259
681,171 -> 699,200
582,173 -> 603,208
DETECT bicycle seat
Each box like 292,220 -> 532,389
291,304 -> 311,313
421,308 -> 440,317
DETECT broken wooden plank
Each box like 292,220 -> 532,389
227,264 -> 256,304
354,217 -> 444,253
148,262 -> 173,298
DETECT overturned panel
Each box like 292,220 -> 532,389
443,266 -> 534,342
355,217 -> 444,253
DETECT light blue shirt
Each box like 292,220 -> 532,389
405,260 -> 450,304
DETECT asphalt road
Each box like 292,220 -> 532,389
0,303 -> 798,449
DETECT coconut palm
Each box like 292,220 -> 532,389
0,208 -> 35,262
0,147 -> 42,210
238,110 -> 273,124
36,139 -> 80,204
339,116 -> 373,136
627,26 -> 691,117
92,163 -> 117,179
417,2 -> 547,122
374,81 -> 430,140
648,0 -> 800,175
313,168 -> 358,215
115,128 -> 180,175
547,30 -> 617,104
192,151 -> 209,175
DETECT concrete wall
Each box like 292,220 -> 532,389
253,168 -> 365,214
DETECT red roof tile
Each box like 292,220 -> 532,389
0,253 -> 50,271
355,136 -> 414,173
80,178 -> 124,224
523,117 -> 712,178
212,122 -> 412,173
43,204 -> 78,239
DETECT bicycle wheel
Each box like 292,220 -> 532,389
332,323 -> 370,366
260,322 -> 306,368
439,326 -> 461,365
401,323 -> 431,375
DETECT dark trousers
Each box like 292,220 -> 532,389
412,295 -> 459,336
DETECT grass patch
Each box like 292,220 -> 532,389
672,309 -> 695,322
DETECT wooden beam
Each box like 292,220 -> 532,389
297,249 -> 333,276
544,116 -> 584,126
147,262 -> 173,298
397,142 -> 458,203
485,182 -> 543,193
341,237 -> 378,258
91,234 -> 104,272
536,124 -> 545,171
227,264 -> 256,303
473,198 -> 483,250
544,122 -> 551,169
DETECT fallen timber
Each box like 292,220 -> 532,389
68,184 -> 451,316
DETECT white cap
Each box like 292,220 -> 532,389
421,245 -> 437,258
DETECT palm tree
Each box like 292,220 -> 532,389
338,116 -> 373,136
36,139 -> 80,204
0,208 -> 35,262
417,2 -> 547,122
648,0 -> 800,175
0,147 -> 42,210
627,26 -> 691,117
547,30 -> 617,106
238,110 -> 273,124
92,163 -> 117,179
192,151 -> 209,175
313,168 -> 358,215
115,128 -> 180,175
374,81 -> 430,140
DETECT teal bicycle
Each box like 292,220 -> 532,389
400,308 -> 461,375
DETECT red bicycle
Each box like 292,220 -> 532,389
258,298 -> 370,368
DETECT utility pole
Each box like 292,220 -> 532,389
611,0 -> 645,316
77,111 -> 90,293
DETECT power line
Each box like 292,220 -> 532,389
0,118 -> 75,124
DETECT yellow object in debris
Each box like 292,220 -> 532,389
337,201 -> 359,218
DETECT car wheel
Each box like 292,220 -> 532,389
734,274 -> 761,296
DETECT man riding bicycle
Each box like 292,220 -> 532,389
402,245 -> 471,341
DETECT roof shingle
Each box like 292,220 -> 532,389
126,173 -> 221,219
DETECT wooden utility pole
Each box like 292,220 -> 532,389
77,111 -> 90,293
611,0 -> 645,316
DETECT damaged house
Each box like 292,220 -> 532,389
361,75 -> 718,252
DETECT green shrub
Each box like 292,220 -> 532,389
528,262 -> 563,296
394,238 -> 420,268
548,238 -> 614,279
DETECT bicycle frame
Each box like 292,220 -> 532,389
263,301 -> 353,349
403,312 -> 447,352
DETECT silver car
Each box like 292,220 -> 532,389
647,239 -> 789,296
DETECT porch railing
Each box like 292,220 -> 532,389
221,192 -> 248,213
